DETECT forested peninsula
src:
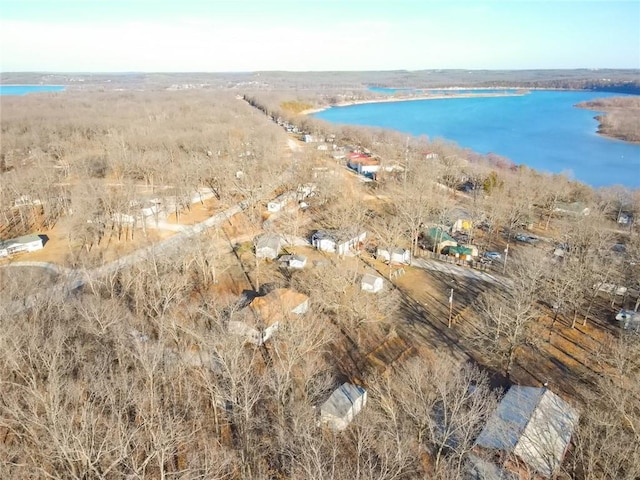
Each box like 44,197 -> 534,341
577,96 -> 640,143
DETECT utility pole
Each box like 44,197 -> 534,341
448,288 -> 454,328
503,242 -> 510,274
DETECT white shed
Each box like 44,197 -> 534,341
376,247 -> 411,265
361,274 -> 384,293
320,383 -> 367,431
278,254 -> 307,269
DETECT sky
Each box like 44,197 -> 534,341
1,0 -> 639,72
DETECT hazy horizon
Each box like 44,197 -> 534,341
1,1 -> 639,73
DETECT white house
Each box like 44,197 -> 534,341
267,192 -> 296,213
255,234 -> 282,260
13,195 -> 42,207
297,183 -> 317,200
475,386 -> 579,479
320,383 -> 368,431
0,234 -> 44,257
279,254 -> 307,269
346,153 -> 381,177
312,230 -> 367,256
376,247 -> 411,265
618,212 -> 633,225
554,202 -> 590,216
361,274 -> 384,293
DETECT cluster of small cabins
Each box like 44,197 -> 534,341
247,233 -> 580,478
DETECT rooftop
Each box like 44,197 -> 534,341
475,386 -> 579,479
0,234 -> 42,249
321,382 -> 366,420
250,288 -> 309,326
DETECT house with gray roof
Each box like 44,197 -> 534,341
311,229 -> 366,256
376,247 -> 411,265
361,273 -> 384,293
0,234 -> 44,257
474,386 -> 578,479
320,382 -> 367,431
255,234 -> 282,260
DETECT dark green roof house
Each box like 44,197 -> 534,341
423,227 -> 457,254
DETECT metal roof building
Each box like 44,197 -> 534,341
475,386 -> 579,479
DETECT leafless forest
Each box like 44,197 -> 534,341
1,85 -> 639,479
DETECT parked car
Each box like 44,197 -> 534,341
484,251 -> 502,260
515,233 -> 539,244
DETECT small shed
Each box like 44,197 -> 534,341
475,386 -> 578,479
376,247 -> 411,265
255,234 -> 282,260
320,383 -> 367,431
361,274 -> 384,293
279,254 -> 307,269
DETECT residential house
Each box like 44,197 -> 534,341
320,382 -> 368,431
376,247 -> 411,264
267,192 -> 296,213
311,229 -> 367,256
617,212 -> 633,225
0,234 -> 44,257
346,153 -> 381,178
229,288 -> 309,345
255,234 -> 282,260
615,310 -> 640,331
13,195 -> 42,207
449,208 -> 473,234
474,386 -> 579,479
303,134 -> 318,143
296,183 -> 316,201
422,227 -> 458,254
278,254 -> 307,269
361,274 -> 384,293
553,202 -> 590,216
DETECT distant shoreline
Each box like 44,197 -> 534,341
300,91 -> 528,115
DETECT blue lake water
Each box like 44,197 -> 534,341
0,85 -> 66,96
315,90 -> 640,187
